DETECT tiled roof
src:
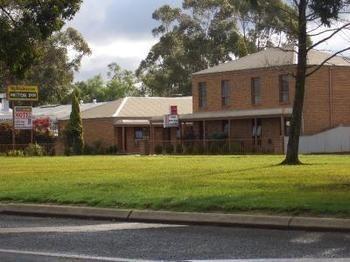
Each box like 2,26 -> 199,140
66,96 -> 193,120
193,48 -> 350,75
116,97 -> 192,118
34,102 -> 106,120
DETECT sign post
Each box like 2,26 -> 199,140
14,106 -> 33,130
7,85 -> 38,150
163,106 -> 179,128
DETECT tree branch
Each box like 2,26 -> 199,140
306,47 -> 350,77
307,22 -> 350,51
308,27 -> 350,37
0,6 -> 17,25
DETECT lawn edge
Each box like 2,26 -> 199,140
1,203 -> 349,232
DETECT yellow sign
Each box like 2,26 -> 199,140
7,85 -> 39,101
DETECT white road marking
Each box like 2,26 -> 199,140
0,222 -> 185,234
0,250 -> 348,262
189,258 -> 350,262
0,249 -> 152,261
290,233 -> 323,244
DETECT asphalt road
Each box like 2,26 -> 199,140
0,214 -> 349,261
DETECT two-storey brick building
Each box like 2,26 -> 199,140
54,48 -> 350,155
179,47 -> 350,153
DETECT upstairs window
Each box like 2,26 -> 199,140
221,80 -> 230,106
279,75 -> 290,103
198,82 -> 207,108
251,77 -> 261,105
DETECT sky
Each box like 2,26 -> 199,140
68,0 -> 182,81
68,0 -> 350,82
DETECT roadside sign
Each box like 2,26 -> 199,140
170,105 -> 178,115
7,85 -> 39,101
14,106 -> 33,130
164,114 -> 179,128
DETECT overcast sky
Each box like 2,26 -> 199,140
68,0 -> 181,81
68,0 -> 349,82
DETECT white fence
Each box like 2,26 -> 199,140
284,126 -> 350,154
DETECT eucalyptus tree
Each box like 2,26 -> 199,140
137,0 -> 295,96
273,0 -> 350,165
0,0 -> 82,86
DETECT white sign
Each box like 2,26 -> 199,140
164,114 -> 179,128
14,106 -> 33,130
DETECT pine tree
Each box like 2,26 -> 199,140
64,89 -> 84,155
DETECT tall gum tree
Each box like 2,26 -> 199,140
266,0 -> 350,165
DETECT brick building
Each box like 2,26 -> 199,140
57,97 -> 192,154
56,48 -> 350,155
184,47 -> 350,153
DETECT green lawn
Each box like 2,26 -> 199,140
1,155 -> 350,217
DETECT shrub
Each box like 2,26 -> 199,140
93,140 -> 106,155
83,144 -> 94,155
154,145 -> 163,154
175,144 -> 183,154
184,144 -> 194,154
208,141 -> 222,154
24,143 -> 45,156
7,150 -> 24,157
64,89 -> 84,155
106,145 -> 118,155
193,144 -> 205,155
165,144 -> 174,154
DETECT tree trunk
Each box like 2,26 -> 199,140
282,0 -> 308,165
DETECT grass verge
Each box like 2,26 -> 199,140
1,155 -> 350,217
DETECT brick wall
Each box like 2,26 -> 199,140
331,67 -> 350,127
192,66 -> 295,113
58,117 -> 116,149
192,65 -> 350,136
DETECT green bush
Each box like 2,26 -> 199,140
92,140 -> 106,155
7,150 -> 24,157
184,144 -> 194,154
165,144 -> 174,154
154,145 -> 163,154
83,144 -> 94,155
106,145 -> 118,155
24,143 -> 45,156
175,144 -> 183,154
193,144 -> 205,155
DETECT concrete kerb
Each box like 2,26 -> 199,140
0,203 -> 350,232
0,204 -> 132,221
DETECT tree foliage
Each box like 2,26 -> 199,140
278,0 -> 350,165
0,0 -> 82,84
64,89 -> 84,155
137,0 -> 295,96
74,63 -> 141,103
23,27 -> 91,104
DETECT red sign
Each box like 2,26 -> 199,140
14,106 -> 33,130
170,105 -> 178,115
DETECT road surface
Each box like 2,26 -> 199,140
0,214 -> 349,261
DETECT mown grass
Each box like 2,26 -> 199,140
1,155 -> 350,217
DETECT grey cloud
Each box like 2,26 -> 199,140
69,0 -> 182,44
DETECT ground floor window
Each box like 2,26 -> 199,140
283,118 -> 291,136
252,119 -> 262,137
134,128 -> 149,140
222,120 -> 229,137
